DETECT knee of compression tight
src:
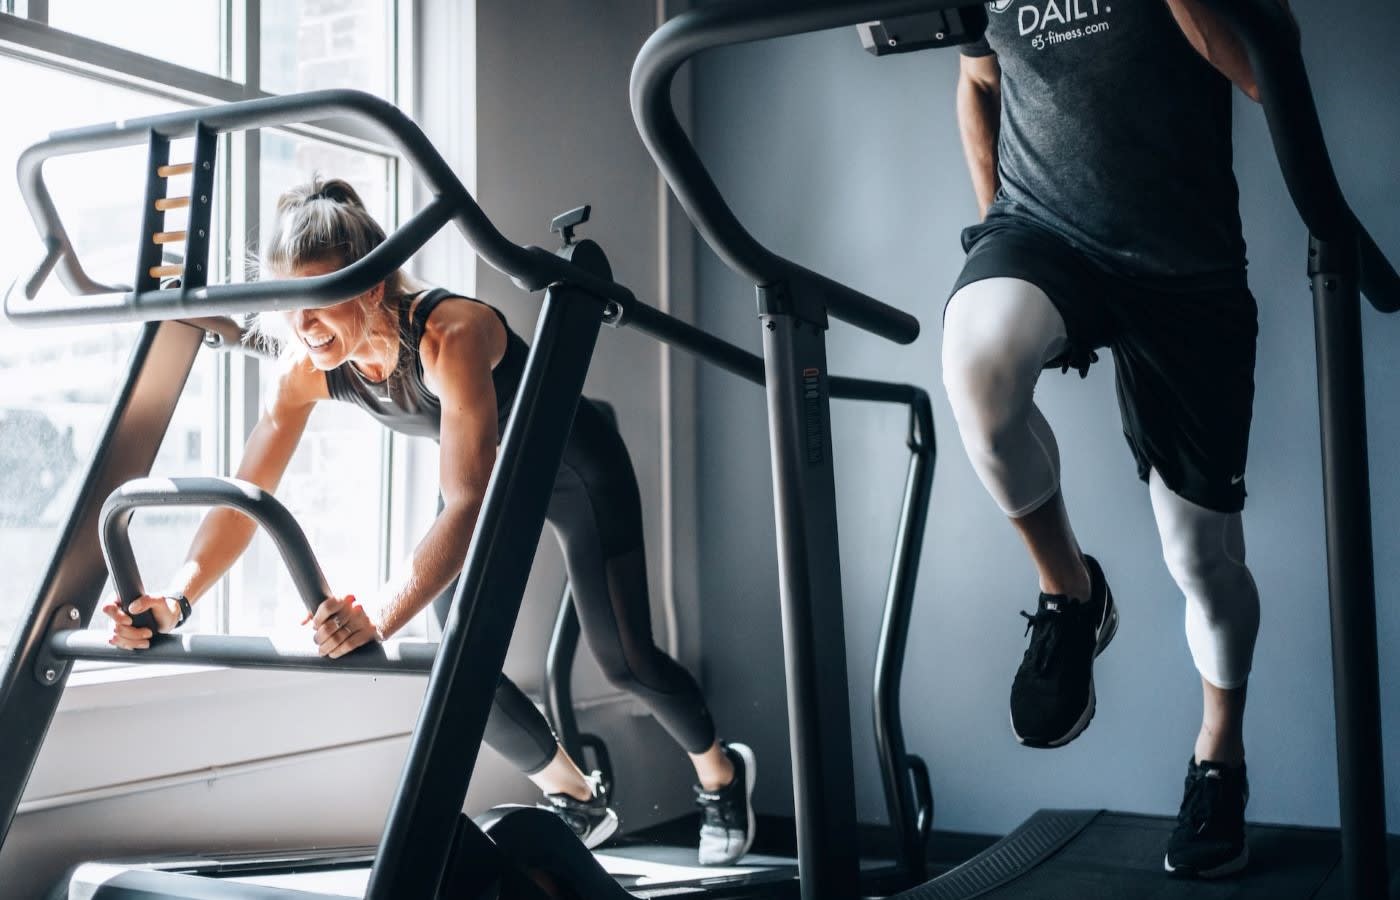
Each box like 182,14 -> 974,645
941,279 -> 1067,516
1150,474 -> 1260,689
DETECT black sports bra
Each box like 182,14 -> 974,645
323,288 -> 528,441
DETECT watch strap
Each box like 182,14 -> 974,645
165,593 -> 193,630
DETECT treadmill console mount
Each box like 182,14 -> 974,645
857,7 -> 989,56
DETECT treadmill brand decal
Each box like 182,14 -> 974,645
990,0 -> 1114,51
803,368 -> 824,465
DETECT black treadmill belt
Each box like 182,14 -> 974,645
900,809 -> 1400,900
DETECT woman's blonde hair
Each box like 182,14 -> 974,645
251,175 -> 407,355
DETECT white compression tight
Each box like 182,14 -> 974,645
942,277 -> 1260,689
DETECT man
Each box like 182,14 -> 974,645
944,0 -> 1290,879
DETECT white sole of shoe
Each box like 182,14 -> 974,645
584,808 -> 620,850
731,742 -> 758,862
1164,843 -> 1249,879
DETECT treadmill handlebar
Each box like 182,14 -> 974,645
50,629 -> 438,675
6,89 -> 641,326
630,0 -> 964,345
100,477 -> 332,618
1198,0 -> 1398,313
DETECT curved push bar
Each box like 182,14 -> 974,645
1197,0 -> 1398,313
5,89 -> 642,326
630,0 -> 962,345
100,477 -> 332,630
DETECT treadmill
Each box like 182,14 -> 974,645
630,2 -> 1400,900
0,40 -> 938,899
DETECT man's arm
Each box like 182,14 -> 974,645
957,53 -> 1002,220
1165,0 -> 1294,103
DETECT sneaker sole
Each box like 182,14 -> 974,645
583,808 -> 620,850
701,742 -> 760,865
733,742 -> 758,862
1013,595 -> 1119,749
1164,843 -> 1249,879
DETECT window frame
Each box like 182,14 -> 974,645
0,0 -> 423,673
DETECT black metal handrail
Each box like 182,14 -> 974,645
101,477 -> 330,620
48,630 -> 438,675
1197,0 -> 1398,313
629,1 -> 974,345
2,89 -> 641,326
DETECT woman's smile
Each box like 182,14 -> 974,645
303,332 -> 336,352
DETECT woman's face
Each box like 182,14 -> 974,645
283,258 -> 383,370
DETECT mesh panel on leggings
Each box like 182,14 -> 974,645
893,810 -> 1100,900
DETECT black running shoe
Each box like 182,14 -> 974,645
1009,555 -> 1118,748
542,771 -> 619,850
1165,758 -> 1250,878
696,742 -> 757,865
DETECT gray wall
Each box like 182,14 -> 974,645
690,3 -> 1400,836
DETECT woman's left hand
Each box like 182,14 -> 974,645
304,594 -> 382,658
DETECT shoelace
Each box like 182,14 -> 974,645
1179,773 -> 1221,835
1019,607 -> 1065,674
1179,769 -> 1246,836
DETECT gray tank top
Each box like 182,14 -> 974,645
323,288 -> 528,441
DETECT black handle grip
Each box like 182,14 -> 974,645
100,476 -> 333,632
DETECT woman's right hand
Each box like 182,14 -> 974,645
101,594 -> 181,650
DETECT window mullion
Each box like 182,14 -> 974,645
380,431 -> 394,586
21,0 -> 47,24
244,0 -> 258,93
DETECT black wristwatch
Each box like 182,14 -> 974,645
164,593 -> 193,630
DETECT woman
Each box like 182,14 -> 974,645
103,176 -> 756,866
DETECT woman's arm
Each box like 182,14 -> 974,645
314,300 -> 507,656
105,356 -> 322,647
1165,0 -> 1295,103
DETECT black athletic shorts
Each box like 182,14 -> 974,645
949,215 -> 1258,514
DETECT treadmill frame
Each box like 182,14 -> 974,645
0,11 -> 941,887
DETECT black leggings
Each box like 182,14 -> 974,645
432,398 -> 715,775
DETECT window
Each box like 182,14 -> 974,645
261,0 -> 395,99
0,58 -> 177,644
0,3 -> 434,655
47,0 -> 225,76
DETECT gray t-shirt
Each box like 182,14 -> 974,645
963,0 -> 1247,283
